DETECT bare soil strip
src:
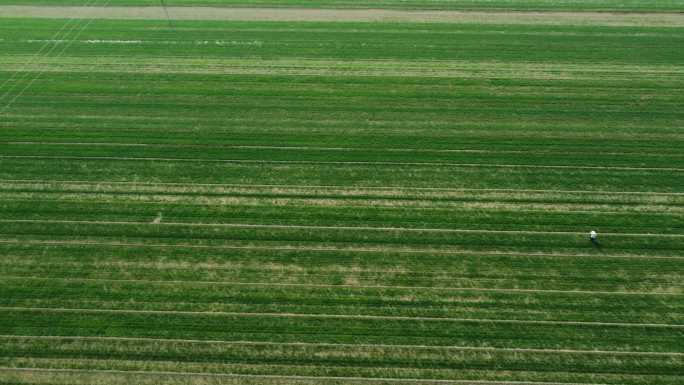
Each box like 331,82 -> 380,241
4,275 -> 677,296
3,306 -> 683,328
2,218 -> 681,238
4,335 -> 682,356
1,6 -> 684,27
0,367 -> 612,385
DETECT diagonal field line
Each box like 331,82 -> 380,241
3,335 -> 682,356
2,275 -> 680,297
3,306 -> 684,328
1,238 -> 681,260
0,178 -> 681,196
0,1 -> 98,98
0,367 -> 613,385
0,0 -> 103,99
1,218 -> 682,238
0,0 -> 111,116
1,155 -> 683,172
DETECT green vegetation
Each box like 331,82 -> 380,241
0,5 -> 682,385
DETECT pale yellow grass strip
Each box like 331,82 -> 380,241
2,155 -> 683,172
2,56 -> 683,80
3,335 -> 681,357
3,306 -> 683,328
2,178 -> 681,196
2,218 -> 682,238
1,6 -> 684,27
4,275 -> 677,296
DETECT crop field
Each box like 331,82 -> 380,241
0,1 -> 683,384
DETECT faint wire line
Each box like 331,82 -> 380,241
159,0 -> 174,29
0,0 -> 101,103
0,0 -> 112,116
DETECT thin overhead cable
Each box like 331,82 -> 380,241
0,0 -> 112,115
0,0 -> 101,102
160,0 -> 174,29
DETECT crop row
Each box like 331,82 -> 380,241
3,158 -> 682,192
2,143 -> 683,169
1,199 -> 680,234
1,180 -> 681,204
2,275 -> 682,323
1,242 -> 681,292
0,335 -> 682,385
1,220 -> 681,254
3,307 -> 683,352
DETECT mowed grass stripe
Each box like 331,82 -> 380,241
5,306 -> 683,328
4,142 -> 682,170
1,218 -> 682,238
2,179 -> 682,196
0,368 -> 624,385
4,276 -> 682,324
4,240 -> 680,292
4,159 -> 681,192
3,155 -> 682,172
2,238 -> 681,261
3,307 -> 684,353
4,141 -> 680,159
2,337 -> 682,383
5,335 -> 684,357
3,275 -> 680,297
2,222 -> 682,260
1,358 -> 680,385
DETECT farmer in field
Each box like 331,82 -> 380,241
589,230 -> 599,246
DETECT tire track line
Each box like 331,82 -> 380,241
3,306 -> 683,328
3,335 -> 681,356
2,155 -> 682,172
2,218 -> 682,238
3,275 -> 678,297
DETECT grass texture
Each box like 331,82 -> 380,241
0,9 -> 682,385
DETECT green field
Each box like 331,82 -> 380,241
0,2 -> 683,385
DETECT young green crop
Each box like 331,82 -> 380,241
0,9 -> 683,385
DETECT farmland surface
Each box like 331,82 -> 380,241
0,2 -> 683,385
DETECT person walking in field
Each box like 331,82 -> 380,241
589,230 -> 599,246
